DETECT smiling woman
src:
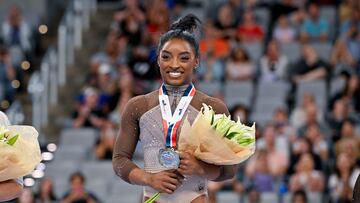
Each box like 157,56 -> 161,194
112,14 -> 236,203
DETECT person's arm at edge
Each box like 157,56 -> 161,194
0,179 -> 23,201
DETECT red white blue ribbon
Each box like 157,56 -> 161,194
159,83 -> 196,149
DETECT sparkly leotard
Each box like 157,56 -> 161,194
112,84 -> 234,203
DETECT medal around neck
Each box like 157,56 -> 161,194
158,84 -> 196,169
159,148 -> 180,169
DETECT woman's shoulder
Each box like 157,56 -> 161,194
194,91 -> 229,115
124,90 -> 159,115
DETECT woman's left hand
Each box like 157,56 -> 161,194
177,151 -> 205,177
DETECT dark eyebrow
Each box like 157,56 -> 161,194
161,50 -> 191,55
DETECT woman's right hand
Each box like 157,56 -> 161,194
146,170 -> 184,194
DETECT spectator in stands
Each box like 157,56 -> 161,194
35,177 -> 57,203
304,123 -> 329,164
146,0 -> 170,34
212,3 -> 238,40
225,46 -> 255,81
1,4 -> 33,64
95,121 -> 116,160
258,0 -> 300,37
231,103 -> 251,125
273,15 -> 296,44
339,0 -> 359,23
290,44 -> 329,84
198,22 -> 229,81
326,98 -> 348,138
272,108 -> 294,156
297,102 -> 329,139
288,136 -> 323,174
245,149 -> 276,192
341,26 -> 360,75
112,0 -> 145,46
258,40 -> 289,82
300,2 -> 329,43
340,8 -> 360,37
289,153 -> 325,192
290,93 -> 323,131
61,172 -> 98,203
16,188 -> 35,203
0,46 -> 16,104
89,33 -> 126,87
335,119 -> 360,154
292,190 -> 308,203
329,152 -> 360,203
237,10 -> 264,43
330,39 -> 357,76
252,124 -> 289,178
273,107 -> 295,140
108,67 -> 134,122
73,87 -> 107,129
331,74 -> 360,114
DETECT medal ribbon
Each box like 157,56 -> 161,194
159,83 -> 196,149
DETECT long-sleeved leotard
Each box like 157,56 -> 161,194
112,85 -> 235,202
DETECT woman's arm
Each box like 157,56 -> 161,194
0,179 -> 23,201
112,96 -> 183,194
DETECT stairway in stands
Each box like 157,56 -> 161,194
43,6 -> 114,143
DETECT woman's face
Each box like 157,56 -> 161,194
158,38 -> 198,86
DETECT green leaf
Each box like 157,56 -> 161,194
6,134 -> 19,146
145,192 -> 161,203
0,132 -> 4,140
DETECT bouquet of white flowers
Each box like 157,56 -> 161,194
0,125 -> 42,182
178,103 -> 256,165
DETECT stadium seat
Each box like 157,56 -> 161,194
254,8 -> 270,34
86,179 -> 109,202
53,145 -> 88,161
311,42 -> 332,61
320,6 -> 336,40
281,42 -> 301,63
59,128 -> 99,150
196,81 -> 222,96
217,191 -> 240,203
260,192 -> 279,203
224,81 -> 254,109
330,76 -> 346,97
242,42 -> 263,61
109,180 -> 143,200
81,161 -> 115,182
256,81 -> 290,99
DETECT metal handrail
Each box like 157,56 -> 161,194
28,0 -> 97,135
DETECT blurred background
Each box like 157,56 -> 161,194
0,0 -> 359,202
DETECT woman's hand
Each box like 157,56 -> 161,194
178,151 -> 205,177
145,170 -> 183,194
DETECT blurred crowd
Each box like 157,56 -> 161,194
6,0 -> 360,202
0,4 -> 39,111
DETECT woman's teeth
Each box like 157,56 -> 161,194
169,71 -> 181,77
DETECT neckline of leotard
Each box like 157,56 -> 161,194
163,83 -> 191,96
